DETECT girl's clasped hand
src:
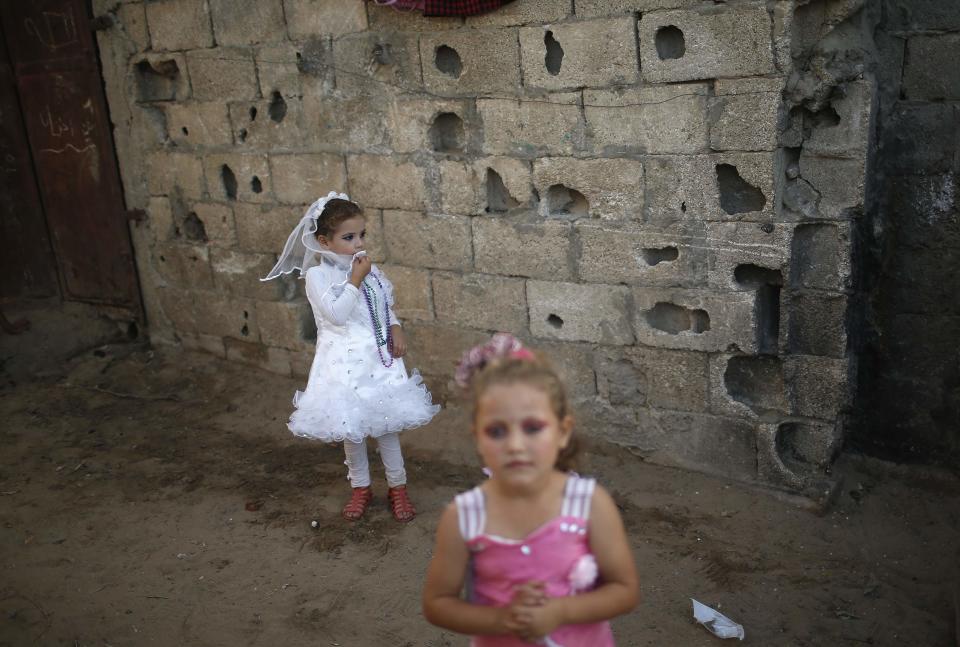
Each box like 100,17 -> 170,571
423,334 -> 640,646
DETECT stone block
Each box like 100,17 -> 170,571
478,94 -> 583,156
148,196 -> 175,242
785,293 -> 848,358
643,155 -> 715,223
165,101 -> 233,148
710,77 -> 783,152
707,353 -> 787,419
388,97 -> 474,154
257,300 -> 315,351
881,103 -> 957,175
304,93 -> 391,154
803,80 -> 873,158
532,157 -> 644,221
178,332 -> 227,357
225,338 -> 292,376
585,85 -> 709,155
784,355 -> 848,420
595,346 -> 708,412
420,29 -> 521,96
438,161 -> 482,215
229,97 -> 306,151
362,208 -> 387,264
190,202 -> 237,248
382,211 -> 472,271
631,287 -> 756,353
798,154 -> 864,219
902,34 -> 960,102
474,218 -> 573,280
186,48 -> 258,101
379,264 -> 434,322
577,221 -> 707,287
465,0 -> 570,26
638,6 -> 775,83
283,0 -> 367,38
789,222 -> 852,291
706,221 -> 791,290
291,350 -> 314,379
433,272 -> 528,334
594,348 -> 647,407
146,0 -> 213,51
575,0 -> 699,17
527,281 -> 633,345
571,398 -> 640,445
256,43 -> 302,98
146,151 -> 205,200
210,249 -> 281,301
269,154 -> 346,205
632,408 -> 757,481
117,3 -> 150,52
403,322 -> 489,377
531,341 -> 597,400
347,155 -> 426,210
770,1 -> 793,74
884,0 -> 960,31
234,203 -> 305,254
520,18 -> 639,90
368,4 -> 463,30
209,0 -> 285,46
333,32 -> 423,94
202,153 -> 272,203
155,243 -> 213,289
438,157 -> 534,215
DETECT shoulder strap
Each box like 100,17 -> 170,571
561,476 -> 596,521
455,487 -> 486,541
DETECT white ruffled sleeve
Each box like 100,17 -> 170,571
375,266 -> 401,328
305,265 -> 360,327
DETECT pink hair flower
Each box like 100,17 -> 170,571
454,333 -> 533,388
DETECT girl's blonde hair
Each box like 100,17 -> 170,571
466,349 -> 579,472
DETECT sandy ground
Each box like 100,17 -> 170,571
1,337 -> 959,647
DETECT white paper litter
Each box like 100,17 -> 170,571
691,599 -> 745,640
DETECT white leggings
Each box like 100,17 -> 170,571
343,433 -> 406,488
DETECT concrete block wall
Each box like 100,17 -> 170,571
92,0 -> 872,493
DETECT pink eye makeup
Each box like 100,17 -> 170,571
521,418 -> 547,434
483,423 -> 508,439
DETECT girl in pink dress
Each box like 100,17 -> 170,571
423,334 -> 639,646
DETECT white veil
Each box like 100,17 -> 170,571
261,191 -> 350,281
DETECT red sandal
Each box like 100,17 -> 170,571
388,486 -> 416,523
341,486 -> 373,521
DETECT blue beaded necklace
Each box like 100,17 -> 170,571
361,272 -> 394,368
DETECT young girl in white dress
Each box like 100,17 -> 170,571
262,191 -> 439,522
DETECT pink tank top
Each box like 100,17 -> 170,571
455,475 -> 616,647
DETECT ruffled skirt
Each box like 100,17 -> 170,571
288,330 -> 439,443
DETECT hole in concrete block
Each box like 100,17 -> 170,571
547,314 -> 564,329
372,42 -> 393,66
655,25 -> 685,60
221,165 -> 238,200
241,324 -> 249,337
791,223 -> 841,289
429,112 -> 464,153
134,58 -> 181,102
735,265 -> 782,353
776,421 -> 836,468
680,201 -> 687,213
485,168 -> 520,213
641,247 -> 679,266
724,355 -> 787,416
268,91 -> 287,123
775,422 -> 808,468
546,184 -> 588,218
808,105 -> 840,130
181,126 -> 189,136
435,45 -> 462,78
716,164 -> 767,215
734,264 -> 783,289
182,211 -> 208,242
249,106 -> 258,121
238,128 -> 248,142
127,321 -> 139,340
251,176 -> 263,194
645,302 -> 710,334
297,38 -> 329,78
544,30 -> 563,76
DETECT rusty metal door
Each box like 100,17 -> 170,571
1,0 -> 140,311
0,22 -> 59,299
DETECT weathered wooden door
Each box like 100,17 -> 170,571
0,0 -> 140,312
